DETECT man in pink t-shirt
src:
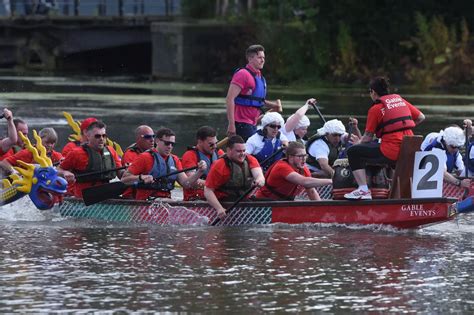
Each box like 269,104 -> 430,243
225,44 -> 282,141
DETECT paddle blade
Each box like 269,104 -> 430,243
82,182 -> 128,206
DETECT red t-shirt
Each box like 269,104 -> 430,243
231,64 -> 262,125
0,147 -> 15,161
5,149 -> 63,166
256,160 -> 311,200
125,150 -> 182,200
59,145 -> 122,198
205,154 -> 260,199
365,101 -> 422,160
61,141 -> 80,158
181,148 -> 224,201
122,148 -> 142,165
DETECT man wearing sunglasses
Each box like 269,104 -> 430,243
421,125 -> 470,188
122,125 -> 155,165
181,126 -> 224,201
245,112 -> 288,172
121,127 -> 207,200
61,117 -> 97,158
256,141 -> 332,200
59,121 -> 123,198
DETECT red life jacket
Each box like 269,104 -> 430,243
375,94 -> 416,137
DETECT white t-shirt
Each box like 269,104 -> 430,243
421,132 -> 465,175
246,132 -> 288,155
281,123 -> 296,142
306,133 -> 348,171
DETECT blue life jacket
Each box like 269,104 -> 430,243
253,130 -> 283,171
234,67 -> 266,108
148,151 -> 178,191
424,138 -> 459,173
190,147 -> 219,178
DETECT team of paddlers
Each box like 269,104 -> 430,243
1,44 -> 473,218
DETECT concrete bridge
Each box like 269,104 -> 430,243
0,1 -> 249,80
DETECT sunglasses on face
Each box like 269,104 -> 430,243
159,139 -> 176,147
94,134 -> 107,139
141,134 -> 156,140
267,124 -> 281,129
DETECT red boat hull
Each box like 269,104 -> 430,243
269,198 -> 456,229
59,197 -> 457,229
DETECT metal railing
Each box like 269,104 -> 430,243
1,0 -> 181,17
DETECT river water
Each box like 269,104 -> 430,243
0,74 -> 473,313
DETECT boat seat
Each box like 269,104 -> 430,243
388,135 -> 423,199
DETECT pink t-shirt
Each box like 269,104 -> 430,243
231,64 -> 262,125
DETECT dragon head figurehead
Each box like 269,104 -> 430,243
9,131 -> 67,210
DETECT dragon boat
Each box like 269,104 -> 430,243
56,136 -> 474,229
58,195 -> 464,229
2,134 -> 473,229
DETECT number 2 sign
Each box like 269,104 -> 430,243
412,149 -> 446,198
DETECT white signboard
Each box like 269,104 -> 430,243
412,150 -> 445,198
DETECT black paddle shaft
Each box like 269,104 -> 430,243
82,165 -> 198,206
75,165 -> 128,179
310,102 -> 326,124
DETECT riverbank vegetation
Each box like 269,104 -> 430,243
182,1 -> 474,89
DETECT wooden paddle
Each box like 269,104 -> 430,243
82,166 -> 198,206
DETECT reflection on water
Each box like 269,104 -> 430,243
0,221 -> 473,313
0,74 -> 473,312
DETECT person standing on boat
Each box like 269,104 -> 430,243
226,44 -> 282,141
281,99 -> 314,144
421,125 -> 471,188
0,108 -> 18,161
121,127 -> 207,200
122,125 -> 155,165
245,112 -> 288,172
345,76 -> 425,200
256,141 -> 332,200
204,135 -> 265,219
0,128 -> 63,175
181,126 -> 224,201
61,117 -> 98,158
58,121 -> 123,199
306,119 -> 360,178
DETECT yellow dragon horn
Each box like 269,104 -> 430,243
18,131 -> 52,167
63,111 -> 81,142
